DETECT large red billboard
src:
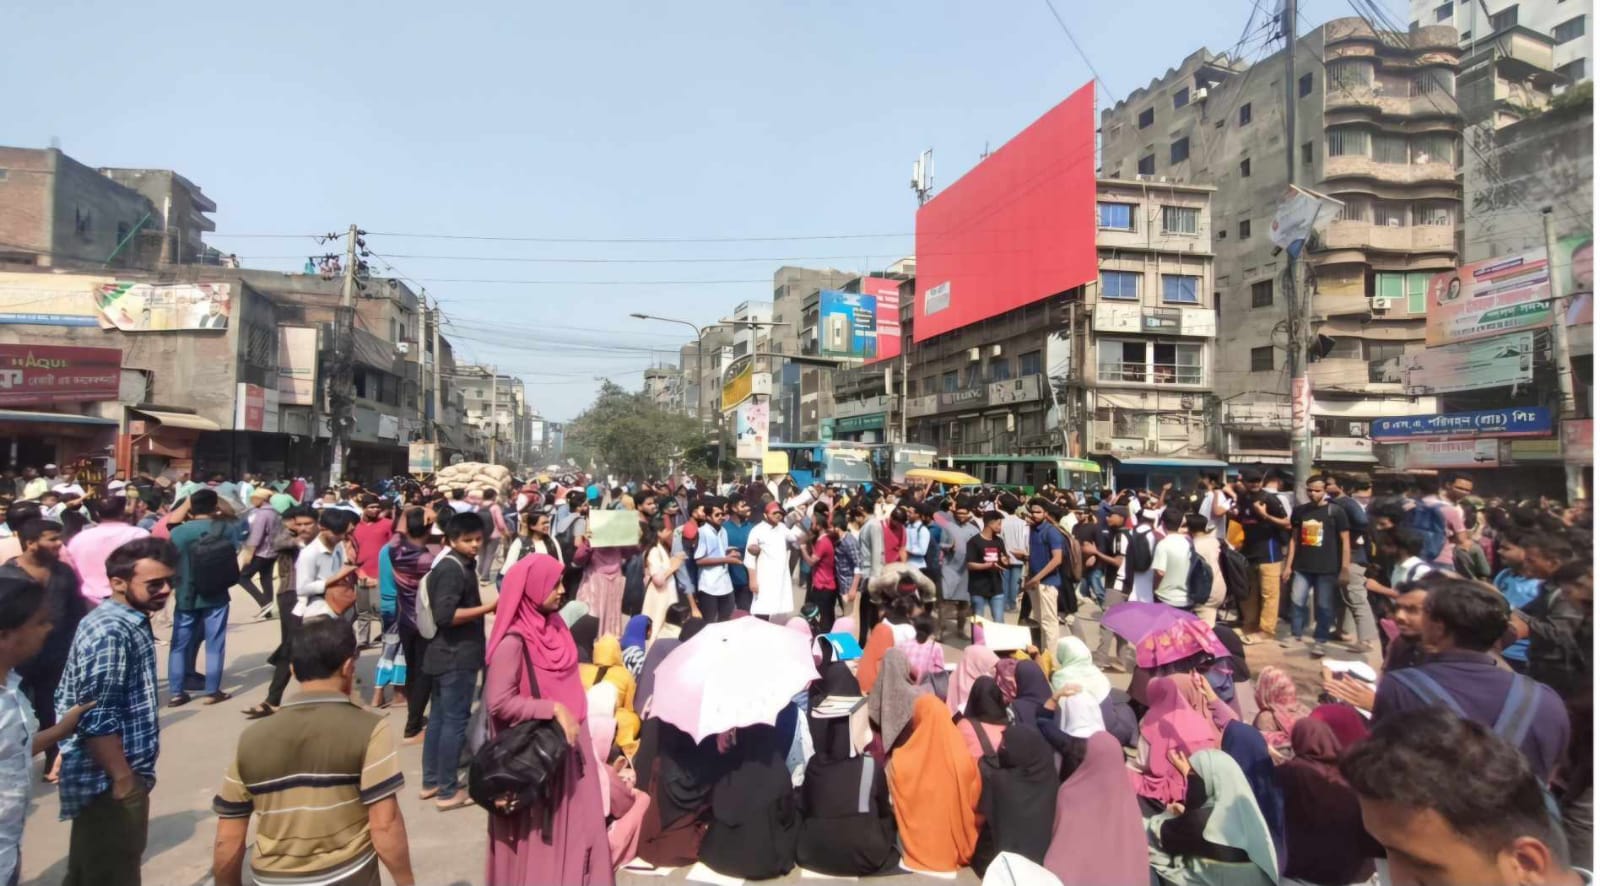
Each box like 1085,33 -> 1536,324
0,344 -> 121,406
862,276 -> 903,364
913,82 -> 1097,342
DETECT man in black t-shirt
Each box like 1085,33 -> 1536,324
1284,476 -> 1351,657
1231,470 -> 1291,645
966,510 -> 1008,623
1071,515 -> 1103,606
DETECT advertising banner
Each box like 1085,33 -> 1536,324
0,273 -> 111,327
914,82 -> 1097,342
1406,439 -> 1500,469
1425,249 -> 1552,346
1094,304 -> 1215,337
862,277 -> 902,364
234,383 -> 281,433
0,344 -> 120,406
1270,185 -> 1343,256
1400,333 -> 1534,395
277,326 -> 319,405
818,290 -> 878,359
721,360 -> 753,411
97,282 -> 231,331
735,399 -> 770,459
1563,419 -> 1593,464
408,442 -> 438,474
1372,406 -> 1553,441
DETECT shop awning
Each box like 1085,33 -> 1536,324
1114,457 -> 1230,469
0,410 -> 116,427
131,409 -> 221,432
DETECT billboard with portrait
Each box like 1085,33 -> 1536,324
1424,249 -> 1551,346
818,290 -> 878,359
97,282 -> 231,332
914,82 -> 1097,342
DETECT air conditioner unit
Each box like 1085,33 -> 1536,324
1091,439 -> 1113,453
990,344 -> 1003,357
1193,87 -> 1210,101
396,341 -> 410,355
967,348 -> 981,362
1350,422 -> 1368,436
1371,296 -> 1394,311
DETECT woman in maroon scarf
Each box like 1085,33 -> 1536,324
1277,717 -> 1382,885
485,553 -> 613,885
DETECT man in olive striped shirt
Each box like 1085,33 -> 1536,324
211,617 -> 414,886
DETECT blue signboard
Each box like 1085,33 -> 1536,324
1371,407 -> 1553,441
818,291 -> 878,359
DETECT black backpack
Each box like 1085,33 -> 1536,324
189,521 -> 241,602
1219,539 -> 1251,610
467,644 -> 577,841
1184,539 -> 1216,609
1127,527 -> 1156,575
621,551 -> 646,616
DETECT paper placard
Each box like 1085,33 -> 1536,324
587,509 -> 638,548
974,620 -> 1031,651
810,695 -> 866,719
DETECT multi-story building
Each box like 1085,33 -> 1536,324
769,266 -> 855,441
1100,18 -> 1461,468
642,364 -> 680,411
1413,0 -> 1590,83
456,365 -> 530,467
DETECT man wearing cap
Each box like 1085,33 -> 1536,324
22,467 -> 50,502
747,501 -> 802,620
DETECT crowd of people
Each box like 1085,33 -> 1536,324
0,461 -> 1588,886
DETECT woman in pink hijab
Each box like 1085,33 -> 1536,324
1128,676 -> 1221,807
1044,732 -> 1147,884
947,645 -> 999,716
1252,665 -> 1309,750
485,553 -> 614,885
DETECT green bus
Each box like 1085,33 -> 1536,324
939,454 -> 1105,495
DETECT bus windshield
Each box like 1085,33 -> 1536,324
893,445 -> 937,479
823,448 -> 876,483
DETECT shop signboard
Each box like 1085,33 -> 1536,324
863,277 -> 902,364
277,325 -> 319,405
0,344 -> 120,406
1406,439 -> 1500,469
1425,249 -> 1552,346
1372,406 -> 1553,441
818,290 -> 879,359
1401,333 -> 1534,395
97,282 -> 232,331
735,399 -> 769,459
1141,308 -> 1182,334
835,413 -> 885,433
233,383 -> 279,433
408,442 -> 438,474
0,273 -> 110,327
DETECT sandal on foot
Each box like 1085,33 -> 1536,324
418,787 -> 440,800
167,693 -> 193,708
202,691 -> 233,705
242,703 -> 277,719
435,794 -> 474,811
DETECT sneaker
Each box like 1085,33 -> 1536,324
1310,643 -> 1328,658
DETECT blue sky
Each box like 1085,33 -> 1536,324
5,0 -> 1394,419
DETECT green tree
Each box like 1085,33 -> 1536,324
566,380 -> 709,479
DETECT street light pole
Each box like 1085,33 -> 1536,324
632,313 -> 720,486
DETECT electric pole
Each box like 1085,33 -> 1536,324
414,294 -> 427,436
1542,208 -> 1585,501
489,367 -> 499,465
327,223 -> 360,490
431,300 -> 443,449
1280,0 -> 1312,488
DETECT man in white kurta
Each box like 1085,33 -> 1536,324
747,501 -> 802,618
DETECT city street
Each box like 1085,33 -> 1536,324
17,585 -> 1351,886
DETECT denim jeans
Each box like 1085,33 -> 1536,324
1080,569 -> 1106,606
422,668 -> 479,799
1290,571 -> 1340,643
972,594 -> 1006,623
168,604 -> 228,696
1001,565 -> 1024,611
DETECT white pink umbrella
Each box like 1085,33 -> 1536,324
647,617 -> 819,742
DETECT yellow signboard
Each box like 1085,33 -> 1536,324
721,361 -> 753,411
762,450 -> 790,476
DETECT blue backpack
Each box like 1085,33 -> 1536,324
1403,500 -> 1448,562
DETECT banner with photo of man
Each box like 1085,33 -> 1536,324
97,282 -> 231,331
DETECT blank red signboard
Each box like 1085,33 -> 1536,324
913,82 -> 1098,342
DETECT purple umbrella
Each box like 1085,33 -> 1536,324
1100,602 -> 1229,668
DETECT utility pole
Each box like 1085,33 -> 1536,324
1279,0 -> 1312,488
431,299 -> 442,448
1542,208 -> 1585,501
414,294 -> 427,437
488,368 -> 499,465
327,223 -> 359,490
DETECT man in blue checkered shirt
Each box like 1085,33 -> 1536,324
54,537 -> 176,886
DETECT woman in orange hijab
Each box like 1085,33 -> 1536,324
856,621 -> 895,693
887,694 -> 982,873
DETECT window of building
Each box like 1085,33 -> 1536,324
964,363 -> 981,389
1375,271 -> 1433,312
1240,157 -> 1252,177
1414,201 -> 1457,226
1367,341 -> 1406,364
1412,132 -> 1455,164
1555,15 -> 1585,42
1435,1 -> 1453,21
1412,69 -> 1455,97
1327,127 -> 1370,156
941,370 -> 958,393
1302,141 -> 1314,165
1019,350 -> 1043,376
1161,205 -> 1200,234
1138,154 -> 1156,175
1491,5 -> 1518,29
1461,29 -> 1471,39
1374,201 -> 1408,226
1170,137 -> 1191,164
1557,59 -> 1587,81
1299,73 -> 1314,96
1102,270 -> 1141,300
1162,275 -> 1201,303
1251,346 -> 1275,372
1099,340 -> 1147,383
0,170 -> 8,181
1174,88 -> 1190,108
1337,196 -> 1372,222
1373,134 -> 1410,164
1251,279 -> 1274,308
1327,60 -> 1374,90
1098,202 -> 1136,230
1239,219 -> 1252,239
1138,107 -> 1155,128
1154,343 -> 1204,384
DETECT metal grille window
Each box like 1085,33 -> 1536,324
1413,202 -> 1456,226
1411,134 -> 1455,165
1251,346 -> 1275,372
1337,197 -> 1372,222
1412,69 -> 1455,96
1373,134 -> 1410,164
1252,280 -> 1274,307
1327,60 -> 1374,90
1161,206 -> 1199,234
1162,275 -> 1201,303
1374,202 -> 1409,227
1327,128 -> 1371,157
1101,271 -> 1140,300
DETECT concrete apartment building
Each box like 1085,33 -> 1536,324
456,365 -> 532,467
1100,17 -> 1461,467
767,267 -> 854,441
1413,0 -> 1591,83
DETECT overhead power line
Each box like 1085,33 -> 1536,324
211,230 -> 914,244
1042,0 -> 1114,98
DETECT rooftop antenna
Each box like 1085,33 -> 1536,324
910,148 -> 934,207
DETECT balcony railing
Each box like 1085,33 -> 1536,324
1097,361 -> 1204,385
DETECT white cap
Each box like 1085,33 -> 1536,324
43,464 -> 57,471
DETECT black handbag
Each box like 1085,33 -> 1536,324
466,641 -> 580,842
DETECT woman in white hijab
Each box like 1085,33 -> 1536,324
1146,748 -> 1278,886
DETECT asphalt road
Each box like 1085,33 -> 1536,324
18,585 -> 1354,885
